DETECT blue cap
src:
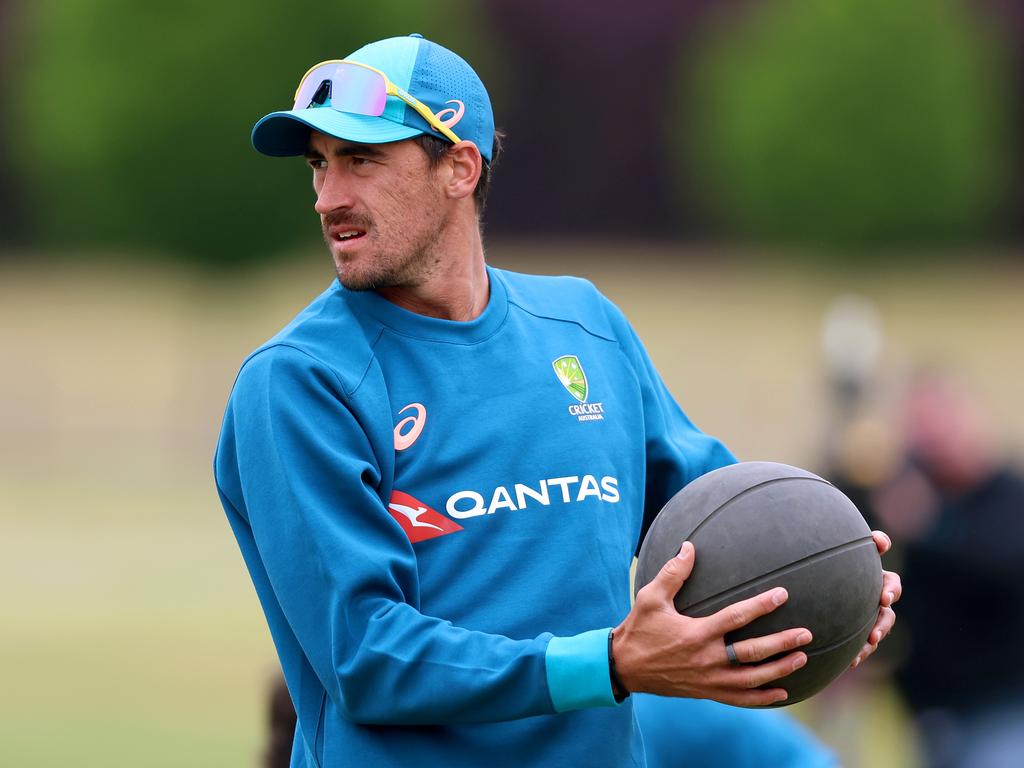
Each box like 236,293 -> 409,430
252,35 -> 495,161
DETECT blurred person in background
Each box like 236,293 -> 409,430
262,671 -> 838,768
216,33 -> 897,768
871,370 -> 1024,768
264,674 -> 299,768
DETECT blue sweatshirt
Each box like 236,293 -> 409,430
214,266 -> 736,767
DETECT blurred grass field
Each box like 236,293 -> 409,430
2,245 -> 1021,767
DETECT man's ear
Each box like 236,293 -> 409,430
443,141 -> 482,202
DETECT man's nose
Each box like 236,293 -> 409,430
314,168 -> 356,215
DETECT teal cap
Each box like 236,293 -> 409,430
252,34 -> 495,161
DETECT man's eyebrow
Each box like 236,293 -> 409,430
303,143 -> 385,159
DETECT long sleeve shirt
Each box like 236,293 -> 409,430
214,266 -> 735,767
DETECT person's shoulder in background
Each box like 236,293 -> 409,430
634,693 -> 838,768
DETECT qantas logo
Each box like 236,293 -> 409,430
388,490 -> 463,543
391,503 -> 442,531
447,474 -> 619,519
389,474 -> 620,544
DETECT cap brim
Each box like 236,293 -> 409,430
251,108 -> 425,157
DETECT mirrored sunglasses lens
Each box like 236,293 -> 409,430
329,64 -> 388,116
293,64 -> 337,110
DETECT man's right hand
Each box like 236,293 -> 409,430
613,541 -> 813,707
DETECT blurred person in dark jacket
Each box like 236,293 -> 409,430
872,370 -> 1024,768
264,673 -> 298,768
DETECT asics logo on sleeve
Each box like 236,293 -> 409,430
388,491 -> 463,543
393,403 -> 427,451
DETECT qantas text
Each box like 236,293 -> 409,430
445,474 -> 620,519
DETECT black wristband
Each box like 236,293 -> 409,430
608,628 -> 630,702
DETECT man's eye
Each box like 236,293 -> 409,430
351,156 -> 371,166
308,159 -> 327,170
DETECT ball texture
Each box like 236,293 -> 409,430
634,461 -> 882,705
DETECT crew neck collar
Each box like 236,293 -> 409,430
341,265 -> 508,344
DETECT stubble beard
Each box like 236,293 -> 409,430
325,211 -> 448,293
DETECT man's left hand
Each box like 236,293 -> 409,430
851,530 -> 902,668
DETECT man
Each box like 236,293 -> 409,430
214,34 -> 899,767
871,371 -> 1024,767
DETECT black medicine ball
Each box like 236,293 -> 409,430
634,462 -> 882,705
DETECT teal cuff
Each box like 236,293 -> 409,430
545,627 -> 618,712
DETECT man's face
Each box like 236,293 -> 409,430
305,131 -> 449,291
904,376 -> 993,486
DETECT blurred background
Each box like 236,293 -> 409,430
2,0 -> 1023,766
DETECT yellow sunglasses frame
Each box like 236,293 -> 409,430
293,59 -> 463,145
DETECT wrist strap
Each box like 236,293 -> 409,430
608,628 -> 630,702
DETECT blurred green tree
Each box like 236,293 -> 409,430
0,0 -> 26,246
681,0 -> 1011,252
13,1 -> 487,265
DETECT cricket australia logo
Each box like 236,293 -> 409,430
552,355 -> 605,422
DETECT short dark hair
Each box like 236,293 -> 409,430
414,129 -> 505,215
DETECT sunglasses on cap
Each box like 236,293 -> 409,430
293,60 -> 463,145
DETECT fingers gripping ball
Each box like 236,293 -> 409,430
634,462 -> 882,705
